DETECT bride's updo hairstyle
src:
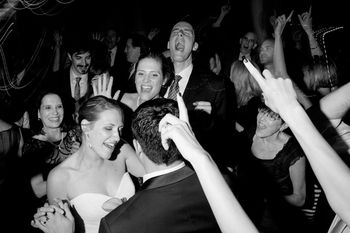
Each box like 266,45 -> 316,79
78,96 -> 124,125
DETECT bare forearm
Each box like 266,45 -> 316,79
306,30 -> 323,57
293,82 -> 313,109
31,175 -> 47,198
190,153 -> 259,233
273,34 -> 288,78
320,82 -> 350,119
282,105 -> 350,223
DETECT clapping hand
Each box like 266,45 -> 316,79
243,58 -> 299,116
159,94 -> 208,164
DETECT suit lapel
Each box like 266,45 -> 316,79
182,66 -> 208,110
141,166 -> 195,190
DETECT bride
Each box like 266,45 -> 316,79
46,95 -> 145,233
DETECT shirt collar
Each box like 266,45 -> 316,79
109,46 -> 117,54
177,64 -> 193,81
70,68 -> 88,81
177,64 -> 193,94
143,162 -> 185,183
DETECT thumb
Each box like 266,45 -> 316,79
262,69 -> 275,80
113,90 -> 121,100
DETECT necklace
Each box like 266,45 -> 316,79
44,131 -> 64,150
39,130 -> 67,164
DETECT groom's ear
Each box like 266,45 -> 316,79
133,139 -> 143,158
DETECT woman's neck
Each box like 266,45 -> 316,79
252,131 -> 290,159
255,131 -> 290,147
42,127 -> 62,141
257,132 -> 280,144
77,141 -> 104,169
138,95 -> 159,107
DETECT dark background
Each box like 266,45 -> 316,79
0,0 -> 348,113
14,0 -> 349,36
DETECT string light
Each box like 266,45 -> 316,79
314,26 -> 344,88
0,0 -> 75,98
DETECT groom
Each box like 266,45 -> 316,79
99,98 -> 221,233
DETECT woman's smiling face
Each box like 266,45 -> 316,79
88,109 -> 124,159
38,93 -> 64,130
255,108 -> 283,138
135,57 -> 164,101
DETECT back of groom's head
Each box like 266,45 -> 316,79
131,98 -> 182,165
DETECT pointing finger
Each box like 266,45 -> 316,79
243,57 -> 267,91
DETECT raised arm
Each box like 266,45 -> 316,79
273,12 -> 292,78
319,82 -> 350,120
273,12 -> 312,109
212,3 -> 231,28
121,142 -> 146,178
52,29 -> 62,72
298,6 -> 323,57
158,94 -> 258,233
243,58 -> 350,226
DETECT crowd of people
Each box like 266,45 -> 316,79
1,2 -> 349,233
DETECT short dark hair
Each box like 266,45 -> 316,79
131,98 -> 182,165
65,31 -> 92,55
128,33 -> 151,58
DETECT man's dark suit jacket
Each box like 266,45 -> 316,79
177,65 -> 237,168
50,68 -> 93,125
108,50 -> 135,94
99,166 -> 221,233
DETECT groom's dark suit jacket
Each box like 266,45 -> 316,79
99,165 -> 221,233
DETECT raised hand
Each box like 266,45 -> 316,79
298,6 -> 313,33
92,73 -> 113,98
220,3 -> 231,17
159,94 -> 207,163
92,32 -> 104,42
273,11 -> 294,37
209,53 -> 221,75
243,58 -> 299,115
53,30 -> 62,47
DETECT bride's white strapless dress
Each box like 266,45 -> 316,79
70,173 -> 135,233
